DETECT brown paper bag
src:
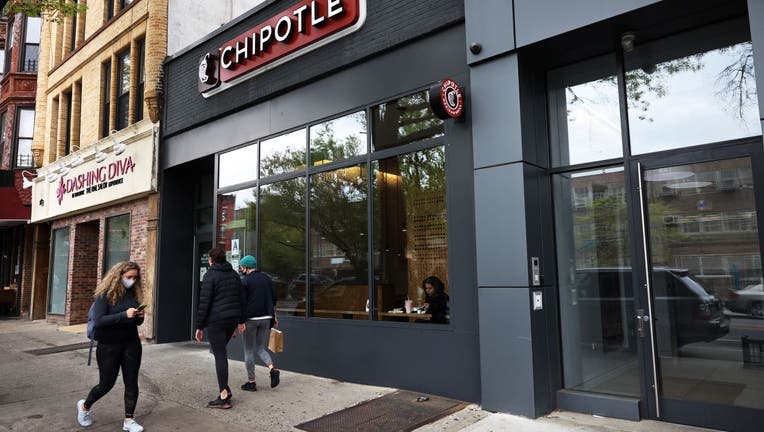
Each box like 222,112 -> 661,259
268,328 -> 284,353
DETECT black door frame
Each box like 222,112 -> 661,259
627,138 -> 764,431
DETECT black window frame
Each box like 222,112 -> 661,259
116,49 -> 130,130
4,17 -> 14,76
21,16 -> 41,72
102,60 -> 111,138
13,106 -> 35,169
135,39 -> 145,122
64,89 -> 73,156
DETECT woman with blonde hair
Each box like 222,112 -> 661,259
76,261 -> 146,432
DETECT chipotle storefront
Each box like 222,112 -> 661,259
157,0 -> 479,402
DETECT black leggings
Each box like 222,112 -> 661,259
85,338 -> 142,418
208,321 -> 237,393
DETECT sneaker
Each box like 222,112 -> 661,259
122,419 -> 144,432
241,381 -> 257,391
207,394 -> 232,409
76,399 -> 92,427
270,368 -> 280,388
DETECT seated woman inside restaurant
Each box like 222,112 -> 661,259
422,276 -> 449,324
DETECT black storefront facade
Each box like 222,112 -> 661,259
159,1 -> 764,431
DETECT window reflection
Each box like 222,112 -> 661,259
260,129 -> 306,177
308,163 -> 369,319
219,143 -> 257,188
260,179 -> 306,316
554,167 -> 639,397
216,188 -> 257,272
310,111 -> 367,166
548,55 -> 622,166
372,91 -> 443,151
373,147 -> 449,323
104,214 -> 130,275
49,228 -> 70,315
626,21 -> 761,154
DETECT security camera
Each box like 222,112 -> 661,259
621,32 -> 636,53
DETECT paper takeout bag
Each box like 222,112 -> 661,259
268,328 -> 284,353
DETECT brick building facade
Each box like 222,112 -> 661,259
27,0 -> 167,340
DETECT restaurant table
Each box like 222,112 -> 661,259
277,307 -> 432,321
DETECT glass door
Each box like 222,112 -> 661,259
191,235 -> 211,338
632,145 -> 764,431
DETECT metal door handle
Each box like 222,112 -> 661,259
636,309 -> 649,338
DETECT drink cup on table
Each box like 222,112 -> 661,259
404,299 -> 413,313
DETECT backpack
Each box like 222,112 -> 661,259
86,301 -> 97,366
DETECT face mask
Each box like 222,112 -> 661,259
122,278 -> 136,289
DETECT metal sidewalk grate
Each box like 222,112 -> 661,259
25,342 -> 94,355
295,390 -> 467,432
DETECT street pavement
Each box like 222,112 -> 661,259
0,318 -> 717,431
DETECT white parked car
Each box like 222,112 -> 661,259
726,284 -> 764,318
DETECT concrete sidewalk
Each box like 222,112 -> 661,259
0,319 -> 715,431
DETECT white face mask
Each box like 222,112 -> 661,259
122,278 -> 136,289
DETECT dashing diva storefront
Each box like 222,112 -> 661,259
157,0 -> 480,402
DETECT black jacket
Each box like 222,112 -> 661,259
242,271 -> 276,320
425,292 -> 450,324
92,291 -> 143,344
195,262 -> 245,329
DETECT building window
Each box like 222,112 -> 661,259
105,0 -> 115,20
135,39 -> 145,122
102,60 -> 111,138
4,18 -> 14,76
0,51 -> 5,80
63,90 -> 73,156
116,50 -> 130,130
49,227 -> 71,314
21,17 -> 41,72
68,0 -> 79,52
14,107 -> 35,168
0,111 -> 6,167
104,214 -> 131,275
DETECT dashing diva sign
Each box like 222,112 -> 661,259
31,130 -> 158,222
199,0 -> 367,96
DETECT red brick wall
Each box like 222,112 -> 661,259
48,194 -> 156,336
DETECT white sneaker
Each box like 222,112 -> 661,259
76,399 -> 92,427
123,419 -> 144,432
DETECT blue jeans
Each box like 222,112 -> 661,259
243,319 -> 273,381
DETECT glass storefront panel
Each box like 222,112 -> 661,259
310,111 -> 367,166
372,91 -> 443,151
261,179 -> 306,316
548,55 -> 622,166
372,147 -> 449,323
219,143 -> 257,188
103,214 -> 130,274
554,167 -> 639,397
216,187 -> 257,270
626,20 -> 761,154
49,227 -> 70,315
260,129 -> 306,177
309,163 -> 369,319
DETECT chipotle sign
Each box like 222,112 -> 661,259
199,0 -> 366,95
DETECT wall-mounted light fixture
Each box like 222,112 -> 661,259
46,170 -> 59,183
68,145 -> 84,167
21,170 -> 36,189
55,161 -> 70,177
110,130 -> 127,156
94,144 -> 107,163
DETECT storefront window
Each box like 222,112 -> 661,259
216,188 -> 257,270
625,22 -> 761,154
103,214 -> 130,274
310,110 -> 367,166
260,128 -> 306,177
553,167 -> 639,397
309,163 -> 369,319
373,147 -> 448,323
261,179 -> 306,316
219,143 -> 257,188
548,55 -> 621,166
49,227 -> 70,315
372,91 -> 443,151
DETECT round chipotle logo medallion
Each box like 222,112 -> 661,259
439,79 -> 463,118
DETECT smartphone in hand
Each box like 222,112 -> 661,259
136,304 -> 147,311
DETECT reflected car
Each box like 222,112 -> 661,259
286,273 -> 334,300
575,267 -> 730,348
726,283 -> 764,318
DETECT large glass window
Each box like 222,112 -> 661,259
373,147 -> 449,323
261,179 -> 306,316
372,91 -> 443,151
625,21 -> 761,154
104,214 -> 130,274
548,55 -> 622,166
135,39 -> 145,122
309,163 -> 369,319
554,167 -> 638,397
116,50 -> 130,130
49,227 -> 71,315
260,129 -> 306,177
22,17 -> 41,72
4,18 -> 13,77
216,188 -> 257,270
15,108 -> 35,168
310,111 -> 367,166
219,143 -> 257,188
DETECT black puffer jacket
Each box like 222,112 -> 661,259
92,291 -> 143,344
195,262 -> 245,329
